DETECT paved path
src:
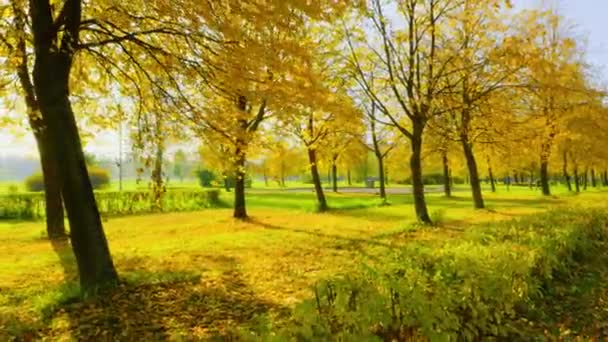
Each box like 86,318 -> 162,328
250,186 -> 445,194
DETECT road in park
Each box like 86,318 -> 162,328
251,186 -> 445,194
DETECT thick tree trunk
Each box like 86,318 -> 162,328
233,149 -> 247,219
603,170 -> 608,186
563,151 -> 572,191
410,120 -> 431,223
12,3 -> 65,239
332,156 -> 338,193
591,169 -> 597,188
31,26 -> 118,294
461,136 -> 484,209
442,151 -> 451,197
37,138 -> 66,238
539,160 -> 551,196
308,148 -> 328,212
376,153 -> 387,200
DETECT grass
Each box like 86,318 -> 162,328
0,185 -> 607,339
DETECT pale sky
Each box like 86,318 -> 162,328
1,0 -> 607,160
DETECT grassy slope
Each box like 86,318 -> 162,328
0,186 -> 606,339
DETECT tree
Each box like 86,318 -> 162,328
1,0 -> 65,239
343,0 -> 457,223
27,0 -> 118,294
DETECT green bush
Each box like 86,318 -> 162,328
196,169 -> 216,187
24,173 -> 45,192
88,166 -> 110,189
24,166 -> 110,192
247,208 -> 608,340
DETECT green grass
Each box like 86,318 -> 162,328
0,186 -> 607,339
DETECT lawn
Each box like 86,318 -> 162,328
1,186 -> 607,339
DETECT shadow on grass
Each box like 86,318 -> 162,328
27,246 -> 284,340
249,219 -> 399,252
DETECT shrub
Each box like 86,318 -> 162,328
24,166 -> 110,192
196,169 -> 216,187
87,166 -> 110,189
248,208 -> 608,340
24,173 -> 45,192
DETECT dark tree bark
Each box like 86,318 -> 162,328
150,133 -> 164,212
574,164 -> 580,193
583,167 -> 588,191
280,161 -> 286,187
30,0 -> 118,294
347,169 -> 352,186
233,148 -> 247,219
12,1 -> 65,239
539,160 -> 551,196
411,120 -> 431,223
514,172 -> 519,184
223,172 -> 231,192
331,155 -> 338,193
591,169 -> 597,188
376,153 -> 387,200
603,170 -> 608,186
563,150 -> 572,192
487,156 -> 496,193
442,151 -> 451,197
308,148 -> 328,212
461,134 -> 484,209
263,168 -> 268,187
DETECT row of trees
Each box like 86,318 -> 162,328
1,0 -> 607,293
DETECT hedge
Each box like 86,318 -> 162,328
244,207 -> 608,340
0,189 -> 222,220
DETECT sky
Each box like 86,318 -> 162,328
1,0 -> 607,160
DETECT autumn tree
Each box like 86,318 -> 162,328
27,0 -> 118,293
1,0 -> 65,239
343,0 -> 457,223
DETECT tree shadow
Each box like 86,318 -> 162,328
248,218 -> 399,252
36,250 -> 284,340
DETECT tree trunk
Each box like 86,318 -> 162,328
347,169 -> 352,186
529,170 -> 534,189
539,159 -> 551,196
461,135 -> 484,209
410,120 -> 431,223
263,168 -> 268,187
31,0 -> 118,294
308,148 -> 328,212
591,169 -> 597,187
233,148 -> 247,219
332,156 -> 338,193
12,3 -> 65,239
37,138 -> 66,238
376,153 -> 387,200
442,151 -> 451,197
562,150 -> 572,192
280,161 -> 286,187
487,156 -> 496,193
574,164 -> 580,193
223,172 -> 231,192
583,167 -> 588,190
151,139 -> 164,212
603,170 -> 608,186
